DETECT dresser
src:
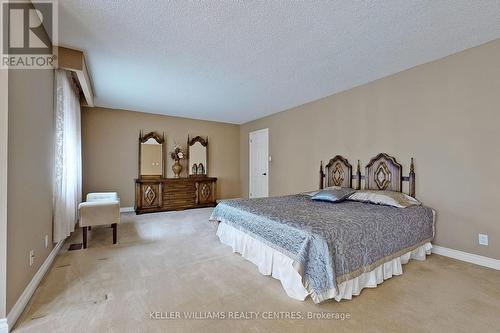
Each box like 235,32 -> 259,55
134,177 -> 217,214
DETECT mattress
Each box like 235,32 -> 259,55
210,194 -> 435,303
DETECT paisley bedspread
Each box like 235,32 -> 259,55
210,194 -> 434,301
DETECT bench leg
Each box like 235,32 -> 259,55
112,223 -> 117,244
82,227 -> 87,249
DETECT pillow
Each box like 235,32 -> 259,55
303,186 -> 341,197
311,188 -> 355,203
348,190 -> 421,208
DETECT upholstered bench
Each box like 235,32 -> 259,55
78,192 -> 120,248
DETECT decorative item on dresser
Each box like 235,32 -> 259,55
170,142 -> 186,178
135,131 -> 217,214
187,135 -> 208,177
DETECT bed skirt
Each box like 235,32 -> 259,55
216,222 -> 432,304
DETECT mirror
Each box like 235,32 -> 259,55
139,131 -> 165,178
188,136 -> 208,176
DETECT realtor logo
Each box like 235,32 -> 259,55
1,0 -> 57,68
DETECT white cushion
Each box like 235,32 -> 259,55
79,192 -> 120,227
86,192 -> 119,202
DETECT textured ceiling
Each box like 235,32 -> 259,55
59,1 -> 500,124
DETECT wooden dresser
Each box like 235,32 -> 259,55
134,177 -> 217,214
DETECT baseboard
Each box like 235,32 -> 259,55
432,245 -> 500,270
120,207 -> 134,213
6,239 -> 64,331
0,318 -> 8,333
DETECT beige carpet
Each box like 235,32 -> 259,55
13,208 -> 500,333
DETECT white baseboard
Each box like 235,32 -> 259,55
120,207 -> 134,213
432,245 -> 500,270
6,239 -> 64,331
0,318 -> 8,333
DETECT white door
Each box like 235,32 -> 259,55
249,128 -> 269,198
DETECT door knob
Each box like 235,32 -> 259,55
262,172 -> 267,176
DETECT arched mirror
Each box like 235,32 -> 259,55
188,136 -> 208,177
139,131 -> 166,178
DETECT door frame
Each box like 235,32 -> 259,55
0,69 -> 8,321
249,128 -> 269,198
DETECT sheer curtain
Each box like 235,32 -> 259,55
53,70 -> 82,242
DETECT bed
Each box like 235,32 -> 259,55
210,154 -> 435,303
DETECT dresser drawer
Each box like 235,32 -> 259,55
163,191 -> 195,200
164,198 -> 195,210
165,182 -> 193,191
195,180 -> 216,205
137,182 -> 162,209
165,187 -> 193,194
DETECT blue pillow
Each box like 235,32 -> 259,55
311,188 -> 355,203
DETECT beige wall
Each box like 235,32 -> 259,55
240,39 -> 500,260
81,107 -> 240,207
7,69 -> 55,311
0,69 -> 8,319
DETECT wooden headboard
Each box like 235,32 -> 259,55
319,155 -> 361,189
365,153 -> 415,197
319,153 -> 416,197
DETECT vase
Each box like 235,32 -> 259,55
172,160 -> 182,178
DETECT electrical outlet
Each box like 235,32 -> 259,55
29,250 -> 35,266
45,235 -> 49,248
478,234 -> 489,246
